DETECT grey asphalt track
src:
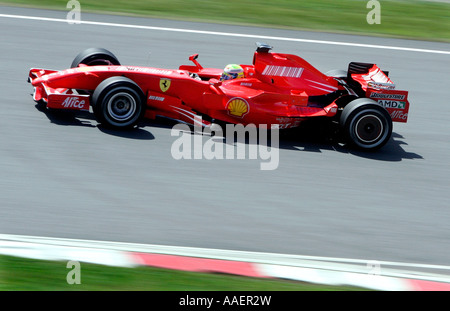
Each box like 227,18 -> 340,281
1,6 -> 449,269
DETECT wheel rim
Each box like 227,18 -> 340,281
107,92 -> 137,122
354,114 -> 384,144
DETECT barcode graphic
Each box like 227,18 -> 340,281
262,65 -> 304,78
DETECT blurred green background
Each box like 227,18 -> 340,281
0,255 -> 365,290
1,0 -> 449,41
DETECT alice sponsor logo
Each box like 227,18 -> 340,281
390,110 -> 408,120
62,96 -> 86,108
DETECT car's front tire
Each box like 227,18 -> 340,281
91,77 -> 145,129
340,98 -> 392,150
71,48 -> 121,68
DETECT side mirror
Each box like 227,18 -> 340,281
189,53 -> 199,61
188,54 -> 203,70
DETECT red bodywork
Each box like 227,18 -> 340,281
29,46 -> 409,128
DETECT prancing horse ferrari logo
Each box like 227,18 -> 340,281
160,78 -> 171,92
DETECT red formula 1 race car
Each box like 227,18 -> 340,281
28,43 -> 410,150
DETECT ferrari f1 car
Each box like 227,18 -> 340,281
28,43 -> 409,150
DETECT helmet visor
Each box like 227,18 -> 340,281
220,72 -> 238,81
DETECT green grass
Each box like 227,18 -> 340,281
0,255 -> 365,291
1,0 -> 449,42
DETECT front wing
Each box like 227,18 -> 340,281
28,68 -> 90,111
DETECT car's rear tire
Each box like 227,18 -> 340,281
91,77 -> 145,129
71,48 -> 120,68
340,98 -> 392,151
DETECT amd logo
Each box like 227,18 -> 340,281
378,100 -> 406,109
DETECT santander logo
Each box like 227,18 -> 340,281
62,96 -> 86,109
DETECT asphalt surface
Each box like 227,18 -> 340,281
1,6 -> 450,268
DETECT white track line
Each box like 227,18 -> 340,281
1,13 -> 449,55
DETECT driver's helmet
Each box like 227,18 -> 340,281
220,64 -> 245,81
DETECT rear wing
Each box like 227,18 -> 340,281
348,62 -> 410,123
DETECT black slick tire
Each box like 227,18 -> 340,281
71,48 -> 120,68
91,76 -> 145,129
340,98 -> 392,151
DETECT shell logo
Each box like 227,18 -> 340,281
226,98 -> 249,118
